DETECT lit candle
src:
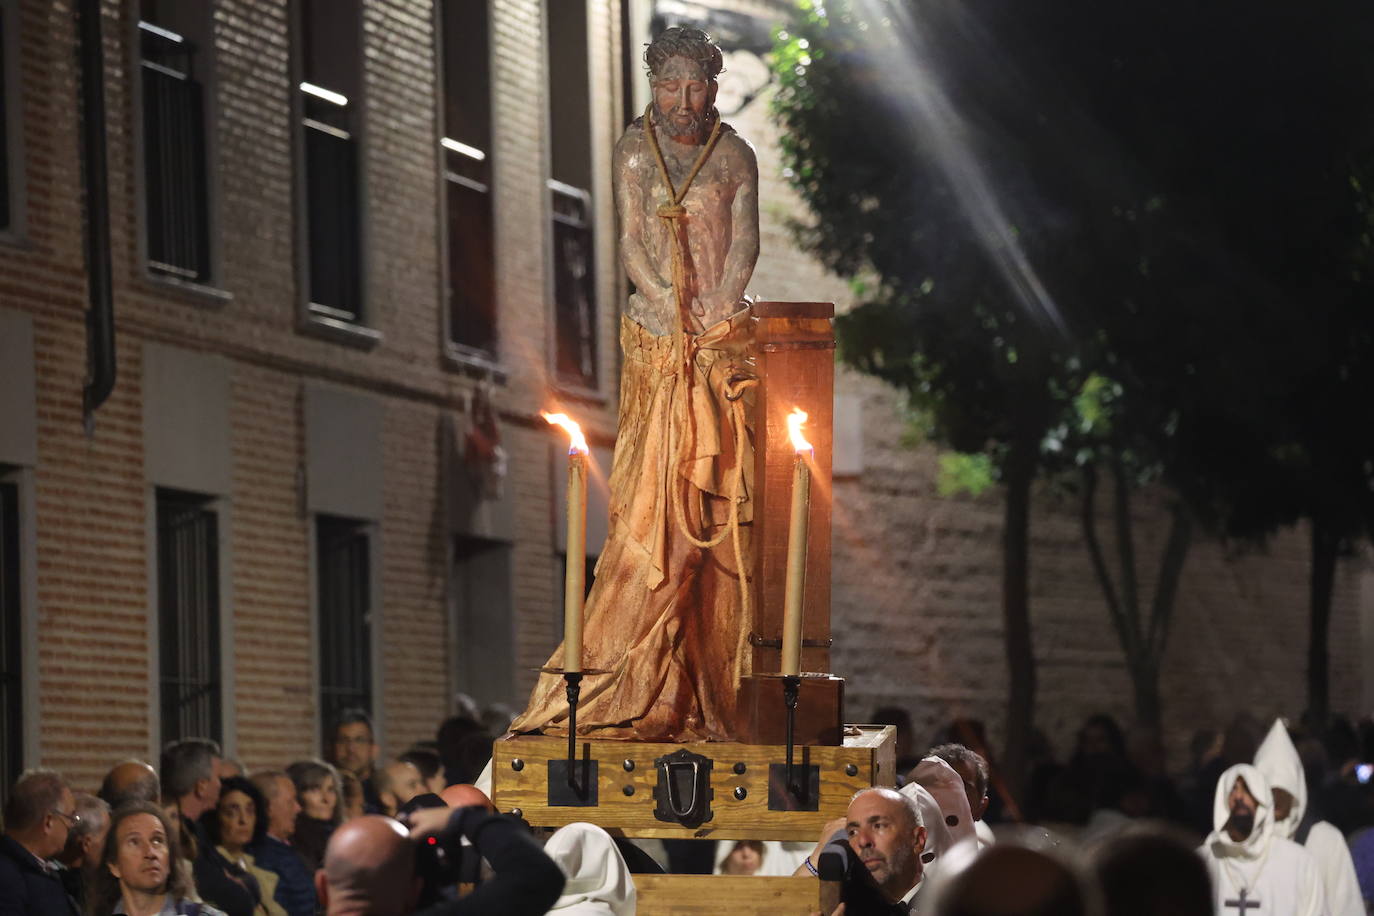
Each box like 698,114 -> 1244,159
781,408 -> 813,677
544,412 -> 589,673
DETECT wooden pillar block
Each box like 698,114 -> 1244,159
751,302 -> 835,678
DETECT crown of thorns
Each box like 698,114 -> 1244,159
644,27 -> 724,81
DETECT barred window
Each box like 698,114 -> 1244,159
546,0 -> 598,388
156,489 -> 222,746
299,0 -> 362,323
317,516 -> 371,744
138,5 -> 210,281
440,0 -> 496,356
0,481 -> 22,805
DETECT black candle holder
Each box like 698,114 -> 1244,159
783,673 -> 802,800
537,667 -> 608,795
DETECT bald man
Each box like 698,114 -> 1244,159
376,761 -> 425,817
319,807 -> 562,916
316,816 -> 421,916
97,759 -> 160,809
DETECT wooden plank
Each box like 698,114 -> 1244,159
492,727 -> 895,841
635,875 -> 818,915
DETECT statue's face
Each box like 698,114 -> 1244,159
652,56 -> 715,143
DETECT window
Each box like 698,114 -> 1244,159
0,4 -> 10,232
546,0 -> 598,388
156,489 -> 222,746
316,515 -> 371,744
138,1 -> 210,281
439,0 -> 496,356
0,481 -> 21,803
298,0 -> 363,324
450,537 -> 514,709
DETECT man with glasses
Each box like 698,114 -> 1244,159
0,767 -> 82,914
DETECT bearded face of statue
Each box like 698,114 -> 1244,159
651,55 -> 717,144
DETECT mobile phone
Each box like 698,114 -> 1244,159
1357,763 -> 1373,784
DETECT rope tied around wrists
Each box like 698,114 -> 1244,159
643,104 -> 754,619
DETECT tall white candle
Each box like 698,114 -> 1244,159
781,408 -> 813,677
563,449 -> 587,673
543,413 -> 589,673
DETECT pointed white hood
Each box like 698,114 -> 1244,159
899,781 -> 953,867
544,822 -> 637,915
907,757 -> 978,849
1253,718 -> 1307,840
1206,763 -> 1274,861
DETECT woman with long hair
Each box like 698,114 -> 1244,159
88,802 -> 225,916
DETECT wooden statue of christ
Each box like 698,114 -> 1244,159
511,27 -> 760,741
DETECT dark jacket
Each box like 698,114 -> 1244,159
0,834 -> 81,916
414,809 -> 564,916
247,836 -> 317,916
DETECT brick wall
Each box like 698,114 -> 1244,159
2,0 -> 623,787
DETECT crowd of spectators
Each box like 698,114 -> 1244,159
1,701 -> 1371,914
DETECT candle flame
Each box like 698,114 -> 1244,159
542,412 -> 589,455
786,407 -> 813,454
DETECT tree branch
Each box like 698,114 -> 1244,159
1081,464 -> 1134,657
1111,457 -> 1143,649
1147,499 -> 1192,663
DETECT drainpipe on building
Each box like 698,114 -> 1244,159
77,0 -> 115,426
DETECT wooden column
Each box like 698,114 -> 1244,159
737,301 -> 842,744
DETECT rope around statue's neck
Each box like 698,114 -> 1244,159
643,104 -> 755,624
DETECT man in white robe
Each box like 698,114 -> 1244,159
1198,763 -> 1328,916
1253,718 -> 1364,916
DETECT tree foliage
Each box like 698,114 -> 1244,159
772,0 -> 1374,758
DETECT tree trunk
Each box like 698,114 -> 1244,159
1306,519 -> 1338,728
1000,436 -> 1037,816
1130,658 -> 1162,729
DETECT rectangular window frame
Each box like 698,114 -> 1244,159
542,0 -> 609,401
434,0 -> 502,376
149,487 -> 235,753
310,514 -> 383,754
0,467 -> 37,804
289,0 -> 378,349
128,2 -> 230,306
0,0 -> 26,243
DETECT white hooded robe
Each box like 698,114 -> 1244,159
1254,718 -> 1365,916
1198,763 -> 1329,916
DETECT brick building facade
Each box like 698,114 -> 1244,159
0,0 -> 1367,804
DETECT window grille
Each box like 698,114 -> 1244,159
156,490 -> 222,746
139,21 -> 209,281
316,516 -> 371,744
0,482 -> 22,806
550,181 -> 597,387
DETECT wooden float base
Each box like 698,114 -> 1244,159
492,724 -> 895,842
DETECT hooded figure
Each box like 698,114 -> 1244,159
543,823 -> 636,916
1253,719 -> 1364,916
906,757 -> 978,851
1198,763 -> 1329,916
